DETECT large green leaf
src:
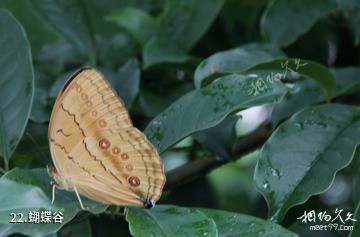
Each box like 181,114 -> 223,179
142,36 -> 190,69
99,31 -> 138,68
0,0 -> 58,56
193,116 -> 238,160
100,58 -> 140,108
271,80 -> 324,126
144,74 -> 288,153
199,208 -> 298,237
350,202 -> 360,237
261,0 -> 337,46
30,71 -> 53,123
119,0 -> 165,12
106,7 -> 158,46
194,43 -> 285,88
272,67 -> 360,125
139,90 -> 175,117
255,104 -> 360,222
126,205 -> 298,237
113,58 -> 140,108
331,67 -> 360,97
126,205 -> 217,237
159,0 -> 224,50
0,168 -> 106,237
58,219 -> 92,237
85,0 -> 138,68
30,0 -> 97,63
0,10 -> 34,168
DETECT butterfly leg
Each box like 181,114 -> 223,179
51,182 -> 65,205
51,184 -> 56,204
73,186 -> 85,210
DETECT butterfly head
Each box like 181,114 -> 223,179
144,198 -> 155,209
47,164 -> 69,190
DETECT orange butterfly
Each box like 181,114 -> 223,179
47,67 -> 165,209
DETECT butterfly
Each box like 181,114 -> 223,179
47,67 -> 165,209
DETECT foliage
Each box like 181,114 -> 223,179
0,0 -> 360,236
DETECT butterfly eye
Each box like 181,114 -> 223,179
144,198 -> 155,209
128,176 -> 140,187
99,139 -> 110,149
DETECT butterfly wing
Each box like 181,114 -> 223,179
48,68 -> 165,207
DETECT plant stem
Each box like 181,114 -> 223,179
164,123 -> 271,190
3,158 -> 8,172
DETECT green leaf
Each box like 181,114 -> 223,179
30,71 -> 52,123
193,116 -> 238,160
119,0 -> 165,12
30,0 -> 97,63
255,104 -> 360,222
331,67 -> 360,96
127,205 -> 298,237
207,160 -> 262,214
143,36 -> 190,69
11,123 -> 49,169
194,43 -> 285,88
100,58 -> 141,108
159,0 -> 224,50
49,70 -> 78,100
0,10 -> 34,167
37,38 -> 84,65
126,205 -> 217,237
98,31 -> 138,68
76,0 -> 138,67
139,90 -> 173,118
114,58 -> 141,108
59,219 -> 92,237
271,80 -> 324,126
0,0 -> 58,56
261,0 -> 338,46
249,59 -> 336,98
0,168 -> 107,237
349,202 -> 360,237
144,74 -> 288,153
106,7 -> 158,46
82,0 -> 123,37
199,208 -> 298,237
272,67 -> 360,125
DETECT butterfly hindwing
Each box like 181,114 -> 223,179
48,68 -> 165,207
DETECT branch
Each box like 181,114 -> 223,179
164,123 -> 272,190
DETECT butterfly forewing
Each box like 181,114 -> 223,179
48,68 -> 165,207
